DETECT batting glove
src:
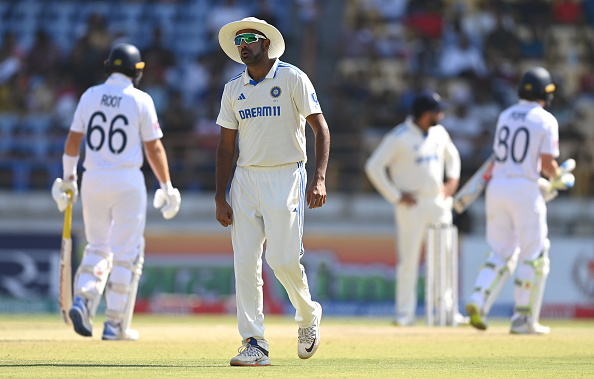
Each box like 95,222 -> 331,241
153,181 -> 181,219
51,177 -> 78,212
537,178 -> 559,203
551,158 -> 576,191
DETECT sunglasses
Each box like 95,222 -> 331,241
234,33 -> 267,46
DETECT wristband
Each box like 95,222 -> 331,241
63,154 -> 79,180
160,181 -> 174,193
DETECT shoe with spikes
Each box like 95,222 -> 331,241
466,302 -> 487,331
298,302 -> 322,359
69,296 -> 92,337
230,338 -> 271,366
102,321 -> 139,341
510,315 -> 550,335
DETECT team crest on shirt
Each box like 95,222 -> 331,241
270,86 -> 282,98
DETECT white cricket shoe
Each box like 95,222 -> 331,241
230,338 -> 271,366
455,312 -> 470,326
69,296 -> 92,337
510,315 -> 550,335
393,317 -> 415,327
101,321 -> 140,341
466,302 -> 487,331
298,302 -> 322,359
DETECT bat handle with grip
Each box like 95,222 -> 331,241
63,191 -> 73,240
60,190 -> 74,325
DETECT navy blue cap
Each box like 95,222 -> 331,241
411,91 -> 449,118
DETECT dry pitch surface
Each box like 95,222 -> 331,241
0,314 -> 593,378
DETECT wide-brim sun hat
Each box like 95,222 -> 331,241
218,17 -> 285,64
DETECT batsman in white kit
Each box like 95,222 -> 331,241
51,43 -> 181,340
215,18 -> 330,366
365,91 -> 465,326
465,67 -> 575,334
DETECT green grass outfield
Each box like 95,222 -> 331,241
1,314 -> 593,378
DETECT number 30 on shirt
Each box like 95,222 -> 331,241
494,125 -> 530,164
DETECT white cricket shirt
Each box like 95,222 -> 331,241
70,73 -> 163,171
216,59 -> 322,167
491,100 -> 559,181
365,116 -> 461,203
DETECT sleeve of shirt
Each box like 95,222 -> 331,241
139,93 -> 163,142
292,71 -> 322,117
364,133 -> 402,204
69,91 -> 88,133
216,85 -> 239,130
443,130 -> 461,180
541,113 -> 560,158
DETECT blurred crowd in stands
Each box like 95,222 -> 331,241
1,0 -> 594,197
333,0 -> 594,196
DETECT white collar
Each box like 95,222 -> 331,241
405,116 -> 426,135
518,99 -> 542,107
243,59 -> 280,86
106,73 -> 133,86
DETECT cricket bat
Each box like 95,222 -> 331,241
452,155 -> 495,214
59,191 -> 73,325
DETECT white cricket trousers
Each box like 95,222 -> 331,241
395,196 -> 453,323
79,168 -> 146,314
230,162 -> 317,351
485,177 -> 548,308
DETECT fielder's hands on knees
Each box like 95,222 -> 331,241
153,181 -> 181,219
307,179 -> 327,209
51,177 -> 78,212
215,199 -> 233,227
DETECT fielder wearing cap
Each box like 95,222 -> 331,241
214,17 -> 330,366
411,91 -> 450,118
365,90 -> 463,327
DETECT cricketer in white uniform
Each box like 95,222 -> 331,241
365,91 -> 461,326
466,67 -> 574,334
51,43 -> 181,340
215,18 -> 330,366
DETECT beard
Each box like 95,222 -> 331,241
240,45 -> 266,65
